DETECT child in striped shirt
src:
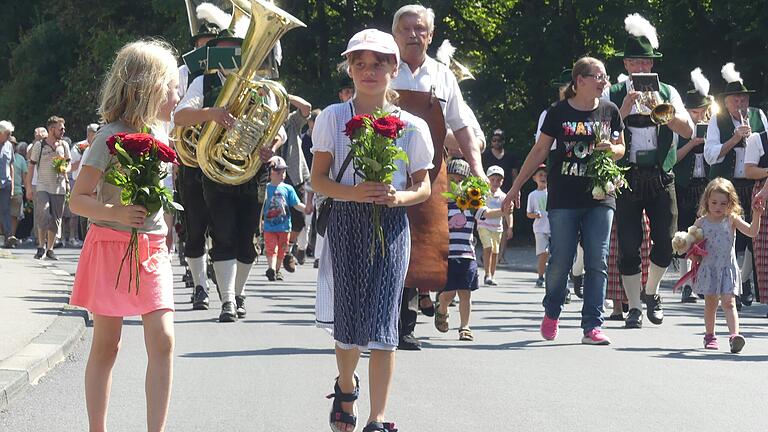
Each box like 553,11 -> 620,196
434,159 -> 508,341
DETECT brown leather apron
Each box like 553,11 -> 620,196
397,90 -> 449,291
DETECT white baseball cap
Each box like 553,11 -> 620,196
269,156 -> 287,170
486,165 -> 505,178
341,29 -> 400,66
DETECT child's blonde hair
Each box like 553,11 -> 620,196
698,177 -> 743,217
98,39 -> 178,130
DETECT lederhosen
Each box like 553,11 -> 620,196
674,135 -> 709,232
709,108 -> 765,254
200,74 -> 268,264
176,69 -> 211,259
396,89 -> 448,338
750,132 -> 768,302
609,81 -> 678,276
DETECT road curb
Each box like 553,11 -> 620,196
0,256 -> 88,410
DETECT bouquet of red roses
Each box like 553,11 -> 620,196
105,131 -> 182,294
344,109 -> 408,259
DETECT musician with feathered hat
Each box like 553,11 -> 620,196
174,2 -> 226,314
673,68 -> 716,303
704,62 -> 767,308
605,13 -> 694,329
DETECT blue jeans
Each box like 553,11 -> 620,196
544,206 -> 613,332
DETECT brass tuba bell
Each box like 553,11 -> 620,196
196,0 -> 305,185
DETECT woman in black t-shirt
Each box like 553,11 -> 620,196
504,57 -> 625,345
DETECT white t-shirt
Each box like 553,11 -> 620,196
526,188 -> 550,234
70,140 -> 87,180
311,101 -> 434,193
391,56 -> 472,132
476,188 -> 506,232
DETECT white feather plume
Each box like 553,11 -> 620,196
624,13 -> 659,49
436,40 -> 456,66
196,2 -> 231,32
233,17 -> 249,39
617,73 -> 629,83
690,68 -> 710,96
721,62 -> 742,84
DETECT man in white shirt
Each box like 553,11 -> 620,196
707,65 -> 768,308
603,14 -> 693,329
390,4 -> 486,350
0,120 -> 15,246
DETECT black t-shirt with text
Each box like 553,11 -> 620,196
540,98 -> 624,210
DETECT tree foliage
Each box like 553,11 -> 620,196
1,0 -> 767,158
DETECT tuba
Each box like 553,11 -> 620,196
196,0 -> 305,185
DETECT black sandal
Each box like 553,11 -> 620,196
363,421 -> 398,432
418,294 -> 435,317
328,374 -> 360,432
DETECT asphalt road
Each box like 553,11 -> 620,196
2,249 -> 768,431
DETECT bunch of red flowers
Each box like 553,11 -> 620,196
105,132 -> 182,294
344,110 -> 408,259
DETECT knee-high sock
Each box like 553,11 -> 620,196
645,263 -> 667,296
741,249 -> 753,280
235,261 -> 252,297
315,234 -> 324,260
622,273 -> 643,311
186,255 -> 208,290
213,259 -> 237,304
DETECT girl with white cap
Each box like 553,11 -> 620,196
311,29 -> 434,432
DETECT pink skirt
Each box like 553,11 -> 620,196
70,224 -> 174,317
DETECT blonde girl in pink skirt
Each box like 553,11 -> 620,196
69,39 -> 180,432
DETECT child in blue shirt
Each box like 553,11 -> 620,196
262,156 -> 305,281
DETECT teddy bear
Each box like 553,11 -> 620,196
672,225 -> 704,255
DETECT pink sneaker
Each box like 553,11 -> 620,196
540,316 -> 559,340
703,334 -> 718,350
582,327 -> 611,345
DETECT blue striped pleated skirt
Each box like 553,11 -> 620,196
327,201 -> 410,348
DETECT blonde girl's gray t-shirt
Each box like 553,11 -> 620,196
81,121 -> 167,235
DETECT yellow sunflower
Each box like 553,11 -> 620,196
467,187 -> 481,199
457,197 -> 469,211
469,198 -> 482,209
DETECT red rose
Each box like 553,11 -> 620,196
372,116 -> 405,139
155,141 -> 178,164
106,133 -> 128,155
344,114 -> 373,137
120,133 -> 156,156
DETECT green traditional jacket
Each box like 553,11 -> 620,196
708,107 -> 766,179
609,81 -> 676,172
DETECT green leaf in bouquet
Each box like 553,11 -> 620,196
359,156 -> 382,171
442,192 -> 457,200
114,143 -> 134,167
145,194 -> 162,214
120,187 -> 134,205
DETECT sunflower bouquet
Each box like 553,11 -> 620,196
442,176 -> 491,212
51,156 -> 69,174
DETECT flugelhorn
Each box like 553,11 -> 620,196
629,75 -> 675,125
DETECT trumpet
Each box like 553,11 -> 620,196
629,78 -> 675,125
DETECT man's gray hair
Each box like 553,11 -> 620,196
392,4 -> 435,34
87,123 -> 99,133
0,120 -> 15,135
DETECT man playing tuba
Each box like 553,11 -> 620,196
174,24 -> 287,323
604,13 -> 693,329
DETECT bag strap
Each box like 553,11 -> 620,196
333,102 -> 356,183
